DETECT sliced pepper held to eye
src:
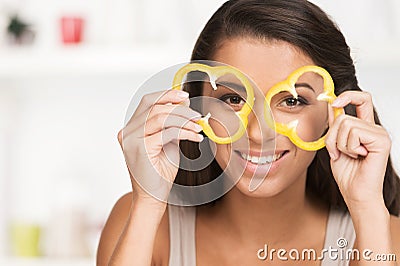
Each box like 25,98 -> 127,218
264,65 -> 344,151
172,63 -> 255,144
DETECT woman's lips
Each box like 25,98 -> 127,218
234,150 -> 289,177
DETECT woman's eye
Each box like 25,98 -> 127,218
228,96 -> 243,105
219,94 -> 245,111
279,97 -> 307,108
284,97 -> 299,107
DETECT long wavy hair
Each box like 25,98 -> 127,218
174,0 -> 400,215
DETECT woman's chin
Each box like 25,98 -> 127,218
232,174 -> 288,198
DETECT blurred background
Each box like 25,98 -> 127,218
0,0 -> 399,265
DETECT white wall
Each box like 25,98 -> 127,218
1,75 -> 147,256
0,89 -> 12,256
0,0 -> 227,49
310,0 -> 400,46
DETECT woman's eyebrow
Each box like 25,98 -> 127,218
215,81 -> 316,93
295,83 -> 315,92
216,81 -> 246,93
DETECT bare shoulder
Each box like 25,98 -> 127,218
96,192 -> 170,266
390,215 -> 400,256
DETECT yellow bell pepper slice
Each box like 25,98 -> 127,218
172,63 -> 255,144
264,65 -> 344,151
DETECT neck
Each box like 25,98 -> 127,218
212,171 -> 319,245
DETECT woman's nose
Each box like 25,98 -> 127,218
246,104 -> 276,144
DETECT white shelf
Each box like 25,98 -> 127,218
0,41 -> 400,79
0,45 -> 192,78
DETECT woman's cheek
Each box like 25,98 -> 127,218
296,112 -> 328,142
214,143 -> 230,170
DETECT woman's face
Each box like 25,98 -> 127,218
202,38 -> 328,198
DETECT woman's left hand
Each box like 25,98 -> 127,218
325,90 -> 392,212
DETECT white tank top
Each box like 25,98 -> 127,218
168,205 -> 356,266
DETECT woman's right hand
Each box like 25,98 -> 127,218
118,89 -> 203,208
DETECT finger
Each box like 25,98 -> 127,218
130,90 -> 190,122
149,104 -> 201,122
325,114 -> 345,160
126,104 -> 202,135
336,117 -> 363,159
347,127 -> 368,157
145,127 -> 204,151
336,116 -> 357,158
327,103 -> 335,128
356,124 -> 391,154
331,91 -> 374,123
329,115 -> 376,159
144,114 -> 203,136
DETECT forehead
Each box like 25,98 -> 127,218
211,38 -> 317,91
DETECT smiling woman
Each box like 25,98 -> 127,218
97,1 -> 400,265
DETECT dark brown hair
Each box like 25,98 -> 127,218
175,0 -> 400,215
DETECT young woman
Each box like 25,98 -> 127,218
97,1 -> 400,265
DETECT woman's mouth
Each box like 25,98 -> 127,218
237,151 -> 285,165
234,150 -> 289,177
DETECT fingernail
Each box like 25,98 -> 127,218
329,152 -> 337,160
331,97 -> 349,107
192,113 -> 202,122
177,91 -> 189,98
194,123 -> 203,132
183,98 -> 190,106
197,134 -> 204,142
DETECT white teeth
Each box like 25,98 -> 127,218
259,157 -> 268,164
239,152 -> 283,165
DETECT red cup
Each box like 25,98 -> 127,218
61,16 -> 84,44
